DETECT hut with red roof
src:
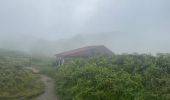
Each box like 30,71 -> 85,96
55,45 -> 113,65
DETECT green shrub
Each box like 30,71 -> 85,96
54,54 -> 170,100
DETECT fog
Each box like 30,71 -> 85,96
0,0 -> 170,56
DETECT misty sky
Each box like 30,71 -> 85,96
0,0 -> 170,40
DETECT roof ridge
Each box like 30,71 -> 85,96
56,45 -> 108,57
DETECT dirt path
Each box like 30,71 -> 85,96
35,74 -> 58,100
26,67 -> 58,100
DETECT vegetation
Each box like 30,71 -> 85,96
0,50 -> 44,100
3,49 -> 170,100
53,53 -> 170,100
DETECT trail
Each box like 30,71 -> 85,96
35,74 -> 57,100
27,67 -> 58,100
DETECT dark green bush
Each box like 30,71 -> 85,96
55,54 -> 170,100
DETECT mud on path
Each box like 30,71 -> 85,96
26,67 -> 58,100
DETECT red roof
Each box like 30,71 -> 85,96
56,45 -> 113,58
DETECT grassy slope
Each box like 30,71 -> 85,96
0,49 -> 45,100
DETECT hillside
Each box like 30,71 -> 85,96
0,49 -> 44,100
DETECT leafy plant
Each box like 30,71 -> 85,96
54,54 -> 170,100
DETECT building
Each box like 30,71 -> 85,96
55,45 -> 113,65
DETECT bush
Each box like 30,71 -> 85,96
55,54 -> 170,100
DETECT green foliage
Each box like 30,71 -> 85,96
0,66 -> 44,100
54,54 -> 170,100
31,57 -> 57,78
0,50 -> 44,100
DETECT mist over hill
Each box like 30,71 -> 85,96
0,32 -> 169,57
53,32 -> 170,54
0,33 -> 53,56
